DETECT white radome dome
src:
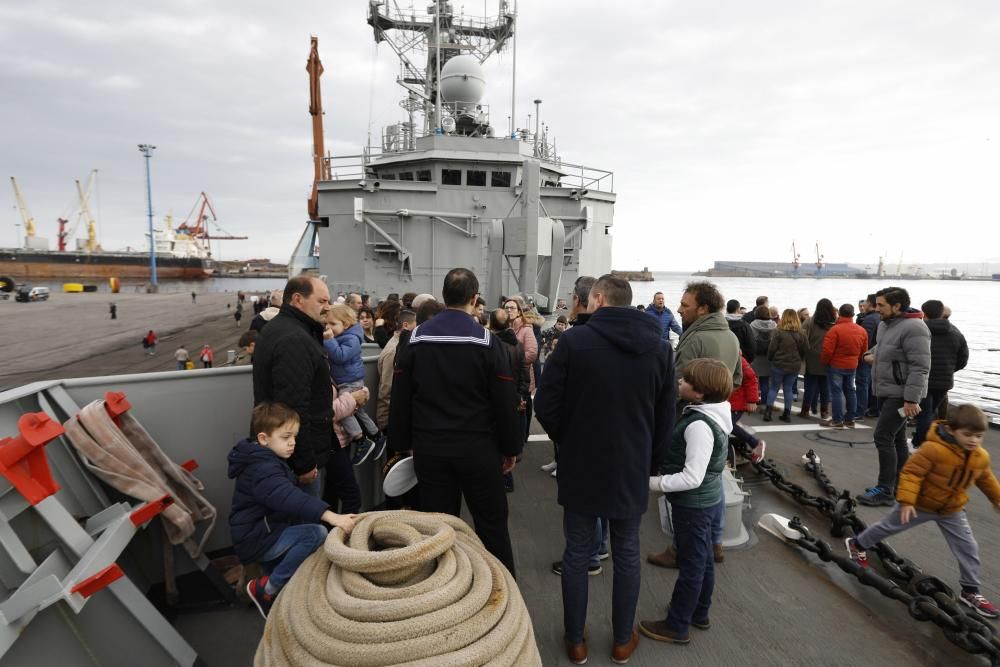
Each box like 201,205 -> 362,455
440,55 -> 486,104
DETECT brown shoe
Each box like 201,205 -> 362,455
820,403 -> 831,420
639,619 -> 689,644
713,544 -> 725,563
611,629 -> 640,664
646,546 -> 678,568
798,407 -> 811,418
565,639 -> 588,665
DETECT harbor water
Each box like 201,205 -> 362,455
633,273 -> 1000,422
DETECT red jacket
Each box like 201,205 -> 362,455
730,356 -> 759,412
821,317 -> 869,370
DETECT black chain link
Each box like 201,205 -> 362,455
732,442 -> 1000,665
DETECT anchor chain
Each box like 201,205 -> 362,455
732,442 -> 1000,665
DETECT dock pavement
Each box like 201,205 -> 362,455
0,290 -> 253,391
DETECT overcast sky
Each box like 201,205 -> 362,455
2,1 -> 999,272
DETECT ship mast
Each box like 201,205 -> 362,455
367,0 -> 516,137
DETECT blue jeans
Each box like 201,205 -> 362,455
259,523 -> 328,593
803,374 -> 829,413
854,363 -> 872,418
913,389 -> 948,447
731,412 -> 760,448
711,489 -> 726,546
766,368 -> 798,414
828,367 -> 857,423
664,505 -> 714,635
562,510 -> 640,645
757,376 -> 770,405
593,517 -> 610,566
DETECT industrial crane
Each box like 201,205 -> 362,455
307,35 -> 330,221
9,177 -> 36,240
791,241 -> 801,273
815,242 -> 824,273
74,170 -> 100,252
176,192 -> 247,255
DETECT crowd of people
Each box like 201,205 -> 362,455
222,270 -> 999,663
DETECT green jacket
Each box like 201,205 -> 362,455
659,407 -> 730,508
674,311 -> 742,387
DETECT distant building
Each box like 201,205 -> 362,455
704,260 -> 859,278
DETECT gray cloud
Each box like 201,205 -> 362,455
2,0 -> 999,271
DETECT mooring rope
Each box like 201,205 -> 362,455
255,510 -> 541,666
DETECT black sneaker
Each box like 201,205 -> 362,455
551,561 -> 602,576
855,486 -> 894,507
351,438 -> 376,466
247,576 -> 274,618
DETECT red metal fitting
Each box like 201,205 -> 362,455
0,412 -> 63,505
129,494 -> 174,527
71,564 -> 124,598
180,459 -> 199,472
103,391 -> 131,423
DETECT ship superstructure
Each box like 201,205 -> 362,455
309,0 -> 616,311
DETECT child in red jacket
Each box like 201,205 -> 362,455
731,355 -> 766,463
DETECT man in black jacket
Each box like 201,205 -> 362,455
912,299 -> 969,445
535,274 -> 675,664
252,276 -> 360,512
725,299 -> 755,362
389,268 -> 521,574
855,293 -> 880,418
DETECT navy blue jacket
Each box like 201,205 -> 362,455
858,310 -> 880,349
227,438 -> 329,563
645,304 -> 683,341
534,306 -> 676,519
324,323 -> 366,385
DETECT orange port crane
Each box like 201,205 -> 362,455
307,36 -> 330,221
176,192 -> 247,249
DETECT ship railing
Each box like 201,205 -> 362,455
551,161 -> 614,193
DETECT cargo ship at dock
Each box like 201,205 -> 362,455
0,247 -> 214,281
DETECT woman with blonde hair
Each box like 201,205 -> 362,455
764,308 -> 809,422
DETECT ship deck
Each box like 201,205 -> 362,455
175,409 -> 999,666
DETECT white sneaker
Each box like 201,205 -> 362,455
540,460 -> 557,472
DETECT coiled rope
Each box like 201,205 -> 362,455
255,510 -> 541,666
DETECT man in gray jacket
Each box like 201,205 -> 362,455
674,282 -> 742,388
856,287 -> 930,506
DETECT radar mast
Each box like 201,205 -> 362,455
368,1 -> 515,138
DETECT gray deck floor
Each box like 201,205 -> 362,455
176,409 -> 999,666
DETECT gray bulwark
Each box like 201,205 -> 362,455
315,134 -> 615,311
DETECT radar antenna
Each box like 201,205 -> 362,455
367,1 -> 515,134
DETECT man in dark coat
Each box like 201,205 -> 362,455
855,293 -> 880,417
252,276 -> 359,511
912,299 -> 969,446
534,274 -> 675,664
724,299 -> 755,362
389,268 -> 521,575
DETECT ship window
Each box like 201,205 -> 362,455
490,171 -> 511,187
442,169 -> 462,185
466,170 -> 487,186
416,169 -> 432,182
398,171 -> 414,181
381,173 -> 397,180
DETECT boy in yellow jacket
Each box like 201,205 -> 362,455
846,403 -> 1000,617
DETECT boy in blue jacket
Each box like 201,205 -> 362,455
228,402 -> 356,618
